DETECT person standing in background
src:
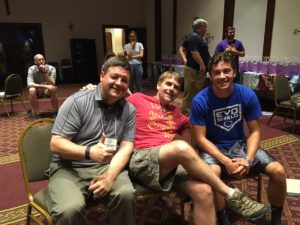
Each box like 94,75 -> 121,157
215,26 -> 245,83
178,17 -> 200,66
181,18 -> 210,116
124,31 -> 144,93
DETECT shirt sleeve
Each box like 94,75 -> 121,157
138,42 -> 144,51
236,41 -> 245,52
243,90 -> 262,121
120,103 -> 136,142
48,66 -> 56,84
214,42 -> 224,53
27,67 -> 34,87
176,111 -> 189,134
189,35 -> 202,51
124,44 -> 129,52
52,95 -> 81,137
190,96 -> 207,126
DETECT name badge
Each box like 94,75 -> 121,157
104,138 -> 117,151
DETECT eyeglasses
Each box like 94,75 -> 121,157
130,35 -> 136,38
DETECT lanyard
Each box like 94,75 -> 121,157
99,108 -> 117,139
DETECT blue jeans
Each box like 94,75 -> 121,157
130,63 -> 143,92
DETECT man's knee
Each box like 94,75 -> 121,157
171,140 -> 192,153
210,164 -> 222,177
266,161 -> 286,182
188,182 -> 213,203
109,186 -> 135,207
28,87 -> 37,97
51,200 -> 85,224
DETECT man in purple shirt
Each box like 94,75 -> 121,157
215,26 -> 245,83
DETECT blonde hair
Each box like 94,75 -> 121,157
192,18 -> 208,30
158,71 -> 181,84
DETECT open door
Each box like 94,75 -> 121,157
102,25 -> 128,57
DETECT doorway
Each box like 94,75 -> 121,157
0,23 -> 44,88
102,25 -> 148,78
102,25 -> 127,57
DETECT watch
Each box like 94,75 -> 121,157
85,145 -> 91,160
245,157 -> 253,167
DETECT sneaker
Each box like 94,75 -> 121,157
226,188 -> 270,221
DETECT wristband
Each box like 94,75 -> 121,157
246,157 -> 253,167
85,145 -> 91,160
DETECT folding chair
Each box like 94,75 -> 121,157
0,73 -> 27,118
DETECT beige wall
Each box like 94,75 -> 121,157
175,0 -> 224,55
0,0 -> 147,69
1,0 -> 299,71
234,0 -> 267,59
271,0 -> 300,60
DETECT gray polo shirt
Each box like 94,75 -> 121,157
27,64 -> 56,87
52,84 -> 136,166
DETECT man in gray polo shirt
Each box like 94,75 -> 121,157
27,54 -> 58,118
47,57 -> 136,225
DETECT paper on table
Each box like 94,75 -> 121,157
262,111 -> 273,116
286,179 -> 300,196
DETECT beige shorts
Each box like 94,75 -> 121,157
36,88 -> 50,98
129,146 -> 189,195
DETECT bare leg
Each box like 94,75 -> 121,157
210,165 -> 226,211
265,162 -> 286,206
158,140 -> 269,222
28,87 -> 40,115
158,140 -> 230,197
50,91 -> 59,112
184,179 -> 216,225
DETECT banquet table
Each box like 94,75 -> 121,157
242,71 -> 300,93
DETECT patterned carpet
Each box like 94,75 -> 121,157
1,133 -> 299,225
1,84 -> 300,225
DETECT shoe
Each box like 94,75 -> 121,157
27,110 -> 41,120
226,188 -> 270,221
52,111 -> 58,118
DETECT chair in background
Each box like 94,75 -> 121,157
0,73 -> 27,118
267,75 -> 300,134
18,118 -> 186,225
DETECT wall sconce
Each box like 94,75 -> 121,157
204,32 -> 214,44
293,29 -> 300,35
68,23 -> 74,31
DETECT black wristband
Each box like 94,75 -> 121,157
85,145 -> 91,160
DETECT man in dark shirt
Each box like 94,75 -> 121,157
181,18 -> 210,116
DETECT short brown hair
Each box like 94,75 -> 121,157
226,26 -> 235,34
102,56 -> 131,74
208,52 -> 236,74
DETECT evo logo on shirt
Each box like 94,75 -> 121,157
213,104 -> 242,131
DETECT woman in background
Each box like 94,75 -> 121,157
124,30 -> 144,93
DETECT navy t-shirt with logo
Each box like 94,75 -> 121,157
190,84 -> 262,150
